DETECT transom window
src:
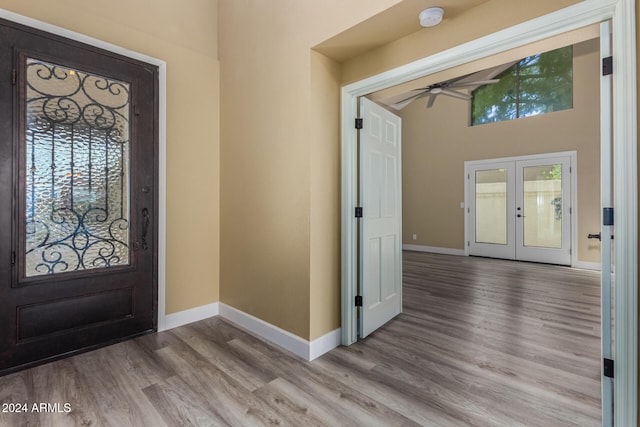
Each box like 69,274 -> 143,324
471,46 -> 573,125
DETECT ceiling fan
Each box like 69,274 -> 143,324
391,73 -> 500,110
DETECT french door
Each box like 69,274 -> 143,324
468,153 -> 573,265
0,19 -> 158,373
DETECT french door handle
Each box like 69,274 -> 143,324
141,208 -> 150,250
587,233 -> 614,241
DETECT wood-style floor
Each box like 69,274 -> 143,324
0,252 -> 602,426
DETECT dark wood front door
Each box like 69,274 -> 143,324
0,19 -> 158,374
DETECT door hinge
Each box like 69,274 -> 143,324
603,207 -> 614,226
355,295 -> 363,307
467,241 -> 470,247
602,56 -> 613,76
11,68 -> 16,85
355,207 -> 363,218
355,118 -> 363,129
603,358 -> 614,378
11,251 -> 16,265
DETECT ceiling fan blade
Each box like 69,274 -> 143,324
391,90 -> 430,109
426,93 -> 437,108
391,98 -> 417,110
394,92 -> 426,105
450,79 -> 500,88
441,88 -> 472,100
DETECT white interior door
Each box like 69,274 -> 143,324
467,153 -> 573,265
359,97 -> 402,338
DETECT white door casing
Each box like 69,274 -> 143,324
359,97 -> 402,338
600,19 -> 614,427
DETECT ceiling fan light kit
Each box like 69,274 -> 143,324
419,7 -> 444,27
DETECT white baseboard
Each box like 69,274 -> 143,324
219,303 -> 340,361
402,244 -> 465,256
159,301 -> 340,360
161,302 -> 219,331
309,328 -> 342,361
572,261 -> 601,271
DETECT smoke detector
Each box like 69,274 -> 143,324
419,7 -> 444,27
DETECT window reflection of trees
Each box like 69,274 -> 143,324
472,46 -> 573,125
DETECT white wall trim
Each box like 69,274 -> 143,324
219,303 -> 340,361
341,1 -> 636,424
163,302 -> 219,331
611,1 -> 638,425
0,8 -> 169,332
219,303 -> 308,359
309,328 -> 342,361
402,244 -> 465,256
573,261 -> 602,271
160,301 -> 342,360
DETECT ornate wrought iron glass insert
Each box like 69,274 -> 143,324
24,58 -> 131,277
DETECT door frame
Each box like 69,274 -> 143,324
464,151 -> 577,266
0,9 -> 169,331
340,0 -> 637,424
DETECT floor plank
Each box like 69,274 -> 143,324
0,252 -> 601,426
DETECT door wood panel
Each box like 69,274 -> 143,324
359,97 -> 402,338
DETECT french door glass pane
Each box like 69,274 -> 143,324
522,164 -> 562,249
475,169 -> 507,245
25,58 -> 131,276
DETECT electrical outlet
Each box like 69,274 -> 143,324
412,234 -> 417,240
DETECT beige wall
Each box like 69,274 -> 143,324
0,0 -> 221,314
218,0 -> 404,341
398,39 -> 601,263
310,51 -> 342,339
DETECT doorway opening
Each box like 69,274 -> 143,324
341,2 -> 636,425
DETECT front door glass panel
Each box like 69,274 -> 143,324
522,164 -> 562,249
475,168 -> 507,245
25,58 -> 131,277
